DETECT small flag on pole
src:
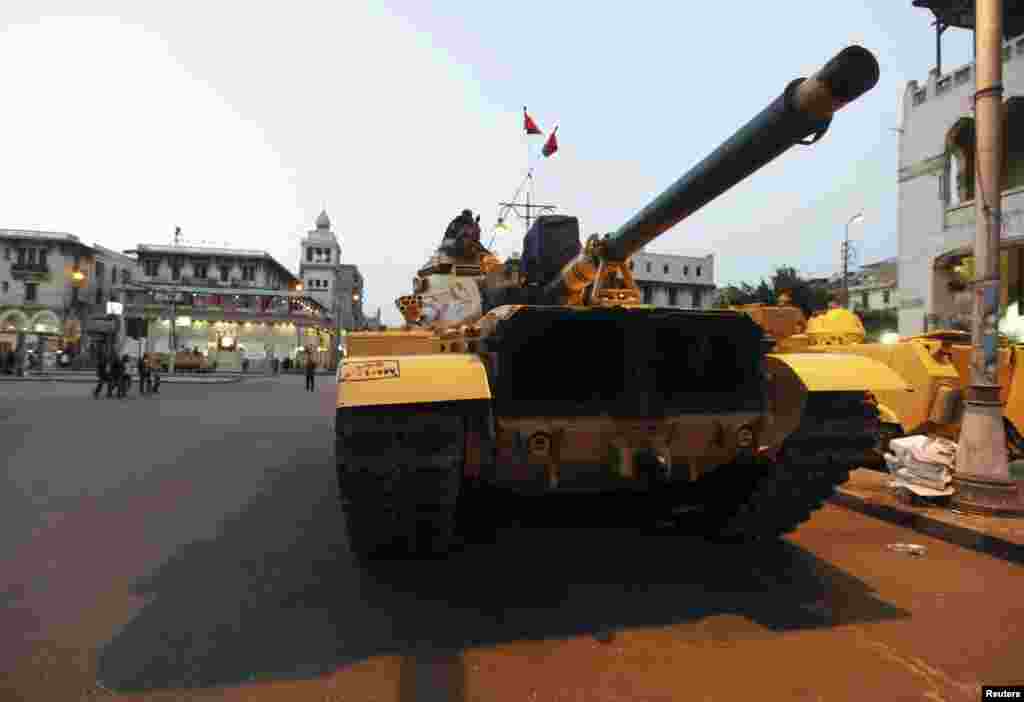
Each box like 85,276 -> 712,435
542,126 -> 559,157
524,107 -> 543,135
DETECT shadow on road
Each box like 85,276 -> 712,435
97,454 -> 910,694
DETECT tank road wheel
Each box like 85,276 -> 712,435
336,404 -> 465,562
701,393 -> 877,543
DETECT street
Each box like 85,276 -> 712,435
2,376 -> 1022,701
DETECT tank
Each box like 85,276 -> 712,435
336,45 -> 910,561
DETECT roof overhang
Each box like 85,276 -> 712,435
913,0 -> 1024,38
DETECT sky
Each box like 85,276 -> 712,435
0,1 -> 978,326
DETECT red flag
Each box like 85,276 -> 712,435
523,107 -> 543,135
542,126 -> 559,157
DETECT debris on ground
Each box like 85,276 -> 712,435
887,543 -> 927,557
884,435 -> 955,498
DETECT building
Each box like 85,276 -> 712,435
628,250 -> 716,309
121,242 -> 337,370
0,229 -> 129,368
297,210 -> 367,336
898,8 -> 1024,335
847,257 -> 899,313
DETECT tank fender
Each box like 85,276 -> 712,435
337,353 -> 492,409
766,353 -> 911,392
874,403 -> 902,429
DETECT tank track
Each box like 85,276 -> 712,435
701,392 -> 876,542
336,407 -> 464,561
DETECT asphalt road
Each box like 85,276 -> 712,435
1,376 -> 1022,701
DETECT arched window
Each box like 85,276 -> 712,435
946,117 -> 976,205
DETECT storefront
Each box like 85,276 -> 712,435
120,284 -> 337,371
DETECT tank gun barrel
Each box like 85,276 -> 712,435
543,45 -> 879,303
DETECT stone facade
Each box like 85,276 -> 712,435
628,250 -> 716,308
297,210 -> 367,333
899,33 -> 1024,335
0,229 -> 121,366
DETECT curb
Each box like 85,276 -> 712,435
0,375 -> 242,385
829,477 -> 1024,566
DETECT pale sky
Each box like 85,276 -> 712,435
0,2 -> 976,325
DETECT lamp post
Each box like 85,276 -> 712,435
843,212 -> 864,308
954,0 -> 1023,515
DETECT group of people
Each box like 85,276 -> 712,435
93,355 -> 161,399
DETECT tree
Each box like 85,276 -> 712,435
717,266 -> 832,317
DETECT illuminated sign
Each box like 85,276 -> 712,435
106,301 -> 124,316
341,359 -> 400,382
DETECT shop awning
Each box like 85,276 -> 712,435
933,233 -> 1024,268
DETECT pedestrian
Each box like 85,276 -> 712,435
120,355 -> 133,397
149,359 -> 161,395
93,357 -> 108,399
305,351 -> 316,392
107,355 -> 121,398
137,355 -> 148,397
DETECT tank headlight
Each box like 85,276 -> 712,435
527,432 -> 552,458
737,426 -> 755,449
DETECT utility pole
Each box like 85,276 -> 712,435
842,213 -> 863,307
955,0 -> 1023,515
169,226 -> 182,370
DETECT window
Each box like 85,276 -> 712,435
645,262 -> 652,273
324,250 -> 331,263
3,247 -> 8,260
121,269 -> 131,284
642,286 -> 652,304
25,283 -> 37,302
194,264 -> 208,279
144,260 -> 159,276
112,266 -> 117,284
242,265 -> 255,281
668,288 -> 678,306
2,281 -> 8,293
683,265 -> 689,276
16,248 -> 25,264
28,249 -> 36,265
693,289 -> 702,308
220,265 -> 230,282
696,266 -> 702,277
171,264 -> 181,281
663,264 -> 669,274
39,249 -> 47,267
883,290 -> 891,305
306,248 -> 313,262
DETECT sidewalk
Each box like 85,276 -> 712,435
0,370 -> 241,385
830,468 -> 1024,565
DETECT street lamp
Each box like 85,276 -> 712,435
843,212 -> 864,308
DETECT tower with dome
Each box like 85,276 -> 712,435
297,210 -> 367,338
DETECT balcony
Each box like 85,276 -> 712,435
10,262 -> 50,280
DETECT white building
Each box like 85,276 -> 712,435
847,257 -> 899,313
628,250 -> 716,309
898,19 -> 1024,335
297,210 -> 366,332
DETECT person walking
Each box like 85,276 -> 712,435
137,355 -> 149,397
118,354 -> 131,398
305,351 -> 316,392
93,357 -> 109,399
107,354 -> 122,398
